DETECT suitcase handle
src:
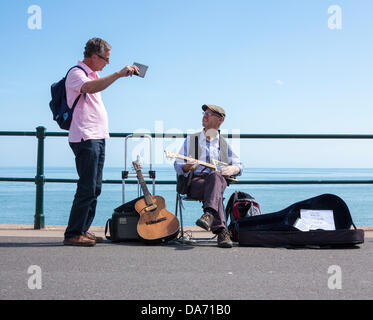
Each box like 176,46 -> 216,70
105,218 -> 112,240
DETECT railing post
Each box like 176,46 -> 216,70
34,126 -> 46,229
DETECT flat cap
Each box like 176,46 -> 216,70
202,104 -> 226,118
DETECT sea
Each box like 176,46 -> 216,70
0,167 -> 372,227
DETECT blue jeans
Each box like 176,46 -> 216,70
64,139 -> 105,239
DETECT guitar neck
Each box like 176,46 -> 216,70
135,169 -> 153,206
165,151 -> 237,183
173,154 -> 217,170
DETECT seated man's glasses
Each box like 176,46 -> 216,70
202,111 -> 221,118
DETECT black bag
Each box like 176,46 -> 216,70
105,197 -> 142,242
49,66 -> 87,130
225,191 -> 261,242
237,193 -> 364,248
176,172 -> 193,195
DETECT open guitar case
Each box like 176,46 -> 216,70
236,194 -> 364,248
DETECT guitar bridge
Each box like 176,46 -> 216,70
144,204 -> 158,212
146,217 -> 167,225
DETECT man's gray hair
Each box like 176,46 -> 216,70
84,38 -> 111,58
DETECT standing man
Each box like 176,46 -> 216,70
174,104 -> 243,248
63,38 -> 139,246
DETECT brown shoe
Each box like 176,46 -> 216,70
217,229 -> 233,248
63,235 -> 96,247
85,232 -> 104,243
195,212 -> 214,231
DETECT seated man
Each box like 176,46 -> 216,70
174,104 -> 243,248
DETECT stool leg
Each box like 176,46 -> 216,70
178,194 -> 184,240
175,193 -> 179,217
173,194 -> 216,244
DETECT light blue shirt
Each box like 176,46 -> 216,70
174,131 -> 244,176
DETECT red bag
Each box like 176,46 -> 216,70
225,191 -> 261,241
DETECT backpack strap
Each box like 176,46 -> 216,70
225,191 -> 239,224
65,65 -> 88,78
65,65 -> 89,113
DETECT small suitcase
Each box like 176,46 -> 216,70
237,194 -> 364,248
105,134 -> 156,242
105,197 -> 142,242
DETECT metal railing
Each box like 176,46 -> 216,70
1,126 -> 373,229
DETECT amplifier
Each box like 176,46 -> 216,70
105,197 -> 142,242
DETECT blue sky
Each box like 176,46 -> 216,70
0,0 -> 372,168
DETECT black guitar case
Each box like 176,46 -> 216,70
237,194 -> 364,248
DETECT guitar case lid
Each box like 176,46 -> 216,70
114,196 -> 143,213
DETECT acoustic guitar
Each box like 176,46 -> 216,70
132,160 -> 180,243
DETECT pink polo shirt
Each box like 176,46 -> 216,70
65,61 -> 109,142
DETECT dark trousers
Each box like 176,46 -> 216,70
64,139 -> 105,239
189,171 -> 227,233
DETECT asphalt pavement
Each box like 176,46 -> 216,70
1,229 -> 372,300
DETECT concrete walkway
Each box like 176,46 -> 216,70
1,225 -> 372,300
1,224 -> 372,239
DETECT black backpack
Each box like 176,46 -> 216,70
225,191 -> 261,241
49,65 -> 87,130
